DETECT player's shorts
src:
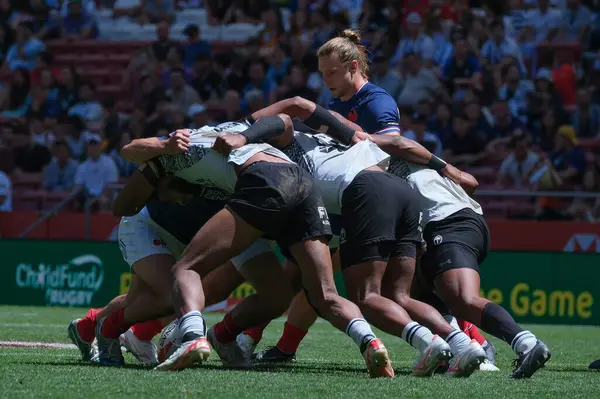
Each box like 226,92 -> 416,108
339,170 -> 422,269
118,208 -> 273,272
227,161 -> 332,248
420,208 -> 490,281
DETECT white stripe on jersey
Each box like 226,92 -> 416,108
283,133 -> 390,214
387,157 -> 482,225
158,122 -> 292,192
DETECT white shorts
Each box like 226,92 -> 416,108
118,207 -> 273,270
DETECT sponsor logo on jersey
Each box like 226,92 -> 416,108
15,255 -> 105,306
318,206 -> 330,226
339,228 -> 347,244
348,109 -> 358,122
153,239 -> 167,248
433,235 -> 443,245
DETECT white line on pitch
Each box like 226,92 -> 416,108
0,340 -> 76,349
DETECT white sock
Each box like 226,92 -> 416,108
179,310 -> 205,342
443,314 -> 460,331
345,318 -> 376,350
401,321 -> 435,353
445,330 -> 472,355
511,330 -> 537,355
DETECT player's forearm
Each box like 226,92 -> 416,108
370,134 -> 436,165
251,97 -> 315,121
121,137 -> 168,163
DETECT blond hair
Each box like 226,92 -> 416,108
317,29 -> 369,76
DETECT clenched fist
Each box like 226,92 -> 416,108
166,129 -> 190,154
213,133 -> 247,155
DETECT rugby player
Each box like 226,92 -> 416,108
110,118 -> 395,378
214,116 -> 488,376
337,130 -> 551,379
244,30 -> 495,370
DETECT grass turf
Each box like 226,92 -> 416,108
0,306 -> 599,398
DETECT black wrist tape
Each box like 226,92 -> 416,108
139,159 -> 165,186
426,155 -> 447,172
240,115 -> 286,143
304,104 -> 355,145
245,114 -> 256,125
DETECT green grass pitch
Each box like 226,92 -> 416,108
0,306 -> 599,398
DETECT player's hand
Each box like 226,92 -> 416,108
166,129 -> 190,154
213,133 -> 247,155
351,131 -> 370,144
441,164 -> 479,195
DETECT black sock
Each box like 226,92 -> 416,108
480,302 -> 523,344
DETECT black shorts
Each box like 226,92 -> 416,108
339,170 -> 422,269
420,208 -> 490,281
227,161 -> 332,248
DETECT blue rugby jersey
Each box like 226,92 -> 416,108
328,82 -> 401,135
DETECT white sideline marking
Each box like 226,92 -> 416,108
0,340 -> 76,349
0,323 -> 64,328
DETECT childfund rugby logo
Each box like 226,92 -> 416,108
15,254 -> 105,306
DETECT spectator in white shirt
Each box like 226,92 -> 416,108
530,0 -> 562,43
0,171 -> 12,212
73,135 -> 119,210
391,13 -> 435,68
403,113 -> 444,158
68,81 -> 103,128
480,20 -> 526,74
497,131 -> 541,188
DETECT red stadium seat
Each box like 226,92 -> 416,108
42,191 -> 74,211
12,174 -> 43,191
13,190 -> 42,211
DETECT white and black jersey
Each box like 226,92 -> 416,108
387,157 -> 483,226
157,121 -> 292,192
282,133 -> 390,215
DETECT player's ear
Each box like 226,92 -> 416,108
349,60 -> 359,75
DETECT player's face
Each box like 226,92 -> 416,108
318,54 -> 353,99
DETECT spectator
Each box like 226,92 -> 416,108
68,81 -> 103,126
242,59 -> 277,107
558,0 -> 591,42
102,95 -> 125,151
29,114 -> 55,147
188,103 -> 210,129
396,52 -> 440,107
497,132 -> 541,188
12,123 -> 51,178
551,125 -> 587,186
480,20 -> 525,73
489,98 -> 524,139
212,0 -> 269,25
0,0 -> 14,26
161,45 -> 189,88
465,99 -> 494,138
506,0 -> 529,34
444,113 -> 487,167
442,35 -> 480,97
191,56 -> 225,102
370,55 -> 402,100
280,63 -> 317,102
73,134 -> 119,210
572,87 -> 600,138
33,68 -> 60,118
0,169 -> 11,212
498,64 -> 534,121
109,132 -> 136,178
5,21 -> 45,70
22,0 -> 58,40
391,12 -> 435,68
166,67 -> 200,112
258,8 -> 284,51
431,102 -> 453,145
132,0 -> 176,24
140,74 -> 166,117
182,24 -> 211,69
403,112 -> 443,157
43,140 -> 78,192
0,68 -> 29,113
266,45 -> 291,86
60,0 -> 99,40
151,20 -> 177,63
31,52 -> 60,86
144,94 -> 172,137
59,0 -> 96,17
64,115 -> 92,160
527,68 -> 563,122
0,23 -> 12,68
530,0 -> 561,43
215,89 -> 243,123
310,6 -> 334,51
56,66 -> 79,114
244,88 -> 265,114
225,52 -> 248,93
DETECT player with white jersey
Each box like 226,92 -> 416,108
347,132 -> 552,379
215,122 -> 487,377
84,178 -> 279,366
111,117 -> 395,378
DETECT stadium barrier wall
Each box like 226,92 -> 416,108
0,240 -> 598,325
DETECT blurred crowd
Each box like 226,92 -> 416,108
0,0 -> 599,222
